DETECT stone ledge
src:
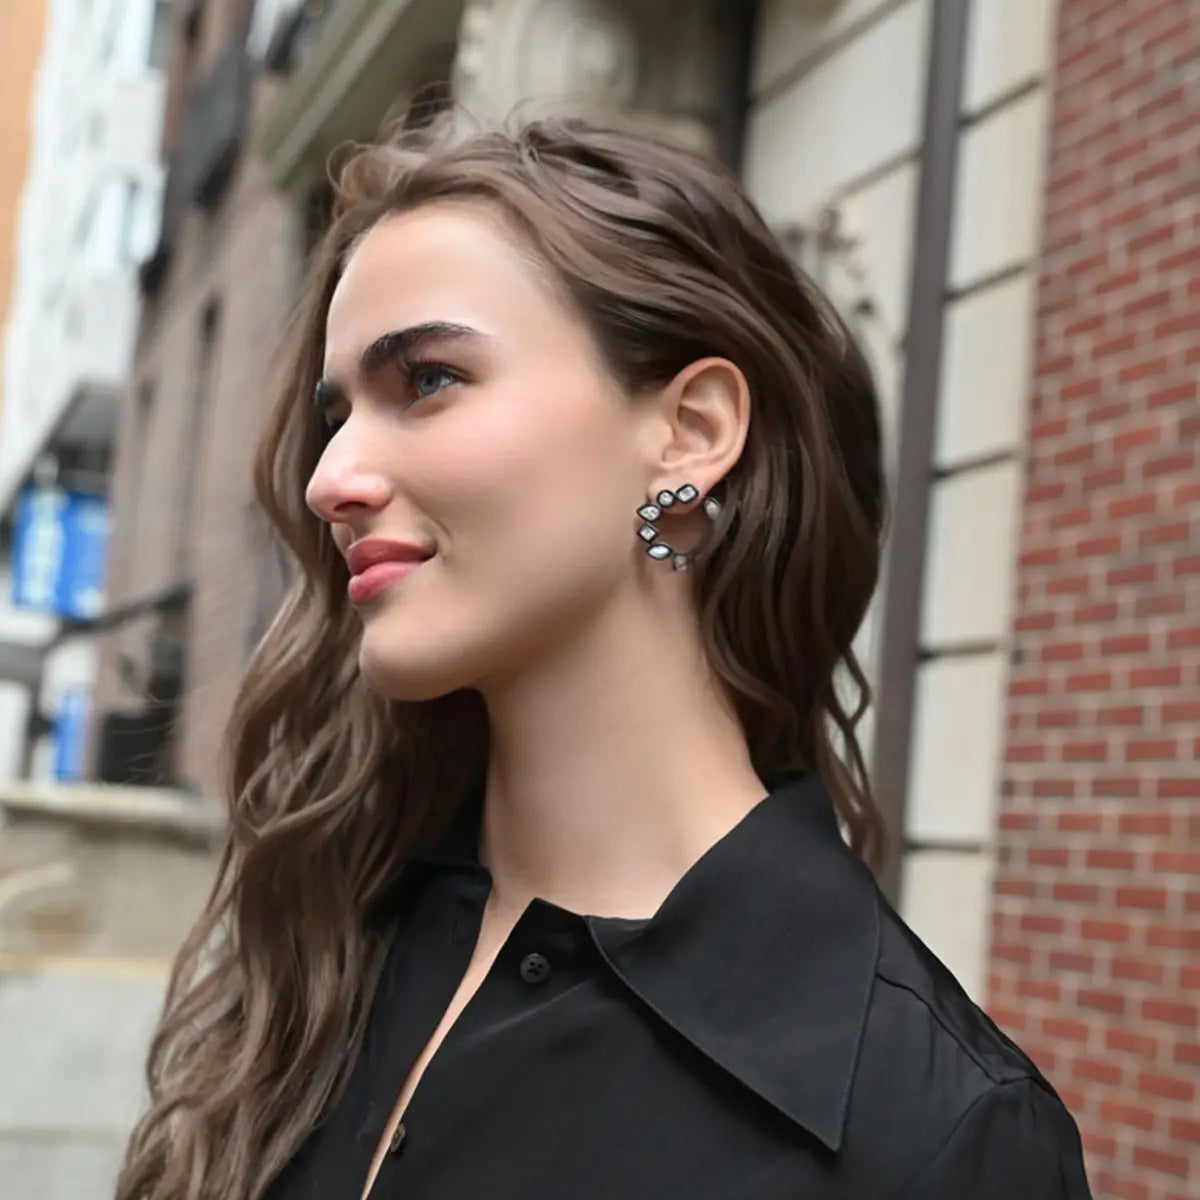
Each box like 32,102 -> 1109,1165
0,782 -> 225,846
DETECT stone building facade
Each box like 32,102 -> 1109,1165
53,1 -> 1200,1197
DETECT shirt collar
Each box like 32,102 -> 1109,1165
409,770 -> 880,1152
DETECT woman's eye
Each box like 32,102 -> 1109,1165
410,364 -> 459,400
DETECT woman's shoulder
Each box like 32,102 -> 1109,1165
871,896 -> 1045,1092
843,897 -> 1091,1197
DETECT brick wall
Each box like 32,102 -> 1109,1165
990,2 -> 1199,1198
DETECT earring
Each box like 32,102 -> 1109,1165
636,482 -> 722,572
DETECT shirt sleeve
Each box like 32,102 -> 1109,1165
901,1077 -> 1093,1199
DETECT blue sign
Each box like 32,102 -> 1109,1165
11,485 -> 109,619
52,687 -> 91,782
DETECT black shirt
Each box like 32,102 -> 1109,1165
269,771 -> 1093,1198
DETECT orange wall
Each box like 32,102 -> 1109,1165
0,0 -> 48,420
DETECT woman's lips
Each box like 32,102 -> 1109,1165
348,558 -> 429,605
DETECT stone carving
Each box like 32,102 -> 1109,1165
454,0 -> 641,123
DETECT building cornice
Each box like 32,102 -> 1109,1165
254,0 -> 461,195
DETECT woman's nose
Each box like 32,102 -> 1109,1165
305,441 -> 393,524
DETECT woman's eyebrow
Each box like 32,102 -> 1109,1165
314,321 -> 485,411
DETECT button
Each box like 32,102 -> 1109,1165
388,1122 -> 407,1155
519,952 -> 551,984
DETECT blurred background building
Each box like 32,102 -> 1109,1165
0,0 -> 1195,1196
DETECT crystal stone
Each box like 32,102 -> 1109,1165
637,522 -> 659,542
646,543 -> 672,559
656,489 -> 676,507
637,503 -> 662,521
703,496 -> 722,519
672,554 -> 690,572
676,483 -> 699,503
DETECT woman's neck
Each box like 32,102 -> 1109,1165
477,585 -> 767,922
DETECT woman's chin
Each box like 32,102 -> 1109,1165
357,639 -> 472,704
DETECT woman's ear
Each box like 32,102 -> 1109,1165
645,357 -> 750,493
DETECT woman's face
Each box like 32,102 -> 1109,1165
307,203 -> 653,700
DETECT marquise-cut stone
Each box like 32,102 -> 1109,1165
656,489 -> 676,507
676,484 -> 699,503
703,496 -> 721,518
637,503 -> 662,521
646,543 -> 672,559
637,522 -> 659,542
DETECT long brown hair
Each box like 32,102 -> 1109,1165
116,115 -> 888,1200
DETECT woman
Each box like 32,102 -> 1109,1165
116,117 -> 1092,1200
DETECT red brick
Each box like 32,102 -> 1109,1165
1141,998 -> 1199,1027
1064,669 -> 1111,692
1072,1055 -> 1123,1086
998,809 -> 1039,831
1043,1016 -> 1091,1043
1148,379 -> 1198,408
1107,562 -> 1157,587
1124,738 -> 1178,761
1097,704 -> 1143,725
1132,1144 -> 1189,1178
1172,479 -> 1200,506
1138,520 -> 1190,549
993,940 -> 1035,965
1166,624 -> 1200,650
1100,1099 -> 1155,1131
1007,741 -> 1048,763
1086,847 -> 1136,870
1050,949 -> 1095,973
1099,632 -> 1149,655
1063,739 -> 1107,762
1175,1041 -> 1200,1068
1158,777 -> 1200,799
1117,355 -> 1170,384
1105,1026 -> 1159,1058
1078,987 -> 1128,1016
1082,463 -> 1126,490
1147,923 -> 1200,952
1135,591 -> 1185,617
1074,600 -> 1118,623
1170,552 -> 1199,576
1075,533 -> 1122,558
1118,811 -> 1172,836
1106,490 -> 1157,519
1016,610 -> 1057,632
1145,451 -> 1195,478
1152,849 -> 1200,873
1094,775 -> 1142,798
1129,664 -> 1181,688
1046,570 -> 1091,595
1009,674 -> 1052,697
1115,886 -> 1168,911
1054,810 -> 1100,831
1139,1070 -> 1196,1103
1018,977 -> 1062,1002
1032,772 -> 1080,792
1167,1115 -> 1200,1144
1021,912 -> 1066,935
1111,422 -> 1163,453
1082,918 -> 1132,943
